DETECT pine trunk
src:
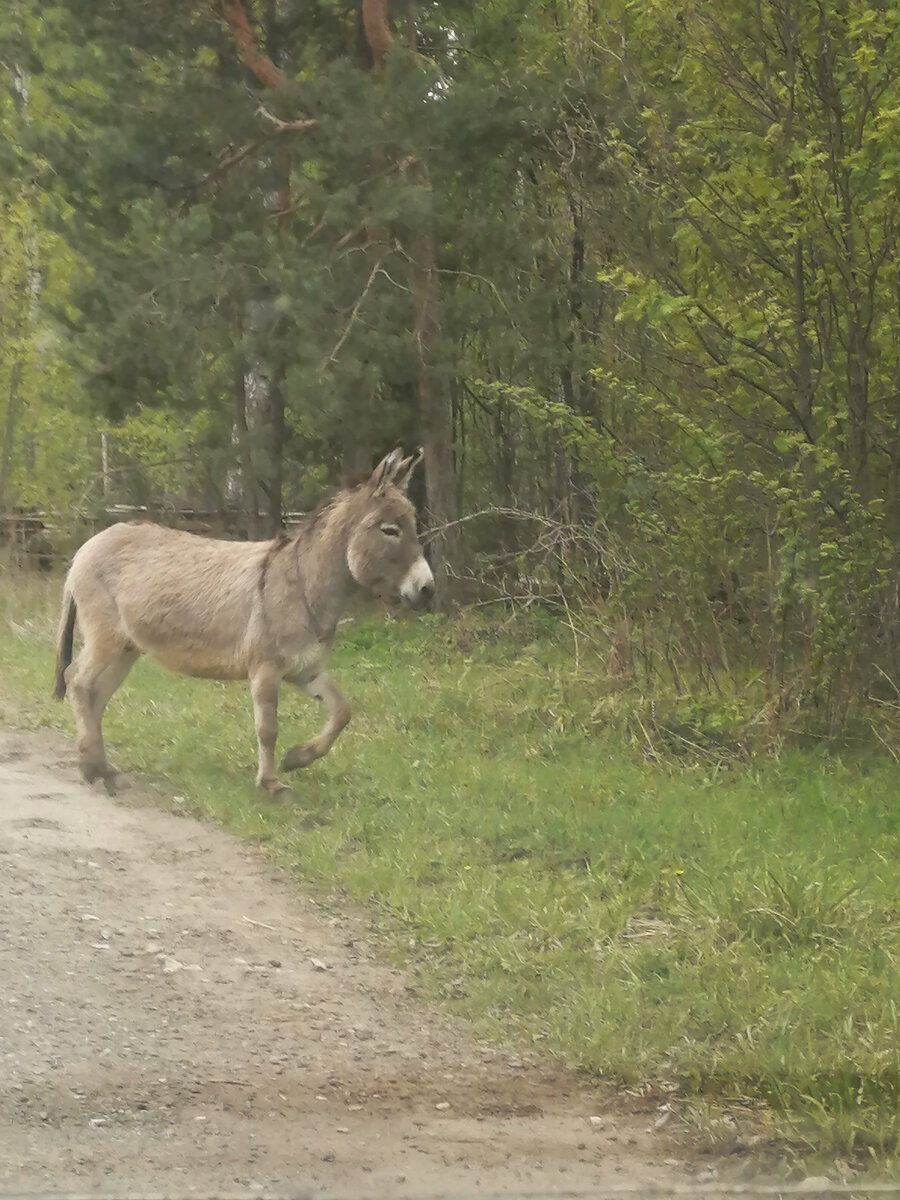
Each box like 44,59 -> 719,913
411,230 -> 460,610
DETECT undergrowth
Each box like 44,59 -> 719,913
1,569 -> 898,1165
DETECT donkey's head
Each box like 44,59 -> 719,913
346,448 -> 435,608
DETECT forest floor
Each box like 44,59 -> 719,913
0,723 -> 773,1200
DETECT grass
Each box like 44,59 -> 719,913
2,568 -> 899,1164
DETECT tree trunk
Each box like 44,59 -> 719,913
557,190 -> 585,530
267,368 -> 286,533
233,363 -> 263,538
846,309 -> 870,500
388,0 -> 460,607
362,0 -> 392,72
224,0 -> 291,535
422,383 -> 460,609
411,228 -> 460,610
342,438 -> 372,483
0,361 -> 23,513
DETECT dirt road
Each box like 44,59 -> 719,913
0,726 -> 732,1198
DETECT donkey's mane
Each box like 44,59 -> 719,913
293,494 -> 342,544
292,476 -> 378,545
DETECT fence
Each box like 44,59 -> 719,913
0,507 -> 309,570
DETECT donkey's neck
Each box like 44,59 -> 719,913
288,493 -> 359,639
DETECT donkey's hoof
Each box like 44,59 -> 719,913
80,759 -> 115,787
257,776 -> 294,798
281,744 -> 316,772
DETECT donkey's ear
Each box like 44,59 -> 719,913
391,446 -> 424,493
370,446 -> 404,494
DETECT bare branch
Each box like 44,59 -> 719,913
321,257 -> 386,367
255,104 -> 318,136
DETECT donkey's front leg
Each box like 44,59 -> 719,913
249,666 -> 292,795
280,672 -> 351,772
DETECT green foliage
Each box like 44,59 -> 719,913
0,75 -> 97,513
4,0 -> 900,722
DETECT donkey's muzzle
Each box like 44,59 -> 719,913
400,558 -> 435,608
410,578 -> 435,608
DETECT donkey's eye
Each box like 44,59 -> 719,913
381,524 -> 401,538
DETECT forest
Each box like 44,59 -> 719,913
2,0 -> 899,739
4,1 -> 900,1162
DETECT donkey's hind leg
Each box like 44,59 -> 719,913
280,672 -> 351,773
67,638 -> 138,789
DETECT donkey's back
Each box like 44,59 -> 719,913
66,521 -> 270,680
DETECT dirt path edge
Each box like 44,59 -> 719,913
0,723 -> 780,1197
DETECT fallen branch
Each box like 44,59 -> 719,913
242,915 -> 277,931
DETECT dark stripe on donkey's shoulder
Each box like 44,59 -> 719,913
258,531 -> 291,594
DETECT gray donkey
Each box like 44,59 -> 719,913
54,448 -> 434,794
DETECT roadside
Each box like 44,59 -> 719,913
0,724 -> 741,1198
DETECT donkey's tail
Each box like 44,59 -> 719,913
54,588 -> 77,700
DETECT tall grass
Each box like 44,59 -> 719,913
2,569 -> 898,1162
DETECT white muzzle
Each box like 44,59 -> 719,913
400,557 -> 435,607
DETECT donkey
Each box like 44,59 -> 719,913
53,448 -> 434,794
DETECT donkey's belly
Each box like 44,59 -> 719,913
141,640 -> 247,682
122,602 -> 251,680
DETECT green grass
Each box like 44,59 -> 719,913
2,571 -> 899,1162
